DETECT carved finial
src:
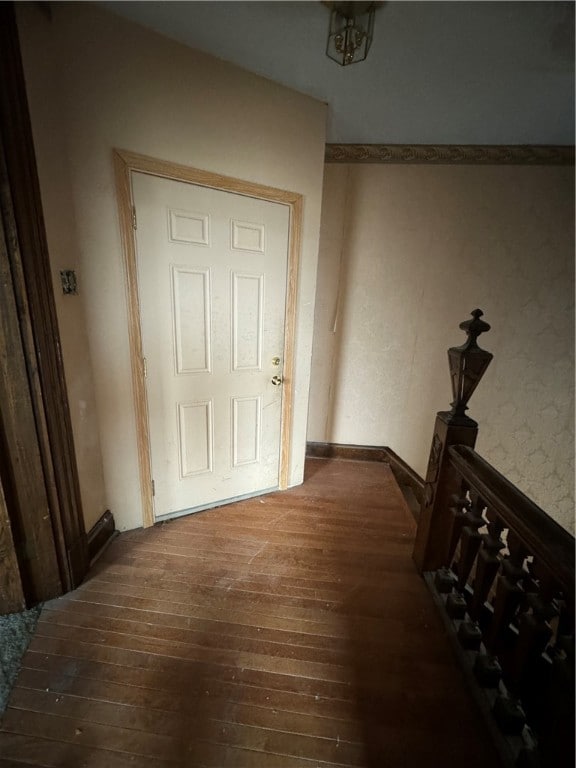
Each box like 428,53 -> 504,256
447,309 -> 493,424
458,309 -> 491,347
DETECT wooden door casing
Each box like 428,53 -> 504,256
0,2 -> 88,613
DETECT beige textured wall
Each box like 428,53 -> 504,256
18,3 -> 326,531
309,163 -> 575,533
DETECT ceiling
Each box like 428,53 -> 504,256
101,1 -> 575,146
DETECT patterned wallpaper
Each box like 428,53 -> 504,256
474,261 -> 574,532
308,163 -> 574,534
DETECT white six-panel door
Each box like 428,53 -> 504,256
132,173 -> 289,519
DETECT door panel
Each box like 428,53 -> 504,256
133,173 -> 290,519
172,266 -> 211,374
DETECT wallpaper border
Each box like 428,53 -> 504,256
325,144 -> 575,165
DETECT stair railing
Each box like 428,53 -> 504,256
413,310 -> 574,768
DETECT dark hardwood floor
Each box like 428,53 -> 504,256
0,459 -> 501,767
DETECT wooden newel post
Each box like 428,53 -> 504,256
413,309 -> 493,573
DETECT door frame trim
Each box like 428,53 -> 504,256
113,149 -> 302,527
0,2 -> 88,610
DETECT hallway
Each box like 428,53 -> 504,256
0,458 -> 500,767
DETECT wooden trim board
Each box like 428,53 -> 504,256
113,149 -> 303,527
382,447 -> 425,504
306,442 -> 388,462
87,510 -> 116,563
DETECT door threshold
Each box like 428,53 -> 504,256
154,486 -> 279,523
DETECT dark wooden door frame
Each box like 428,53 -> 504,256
0,2 -> 88,612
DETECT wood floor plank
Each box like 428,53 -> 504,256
0,709 -> 174,759
92,559 -> 351,595
0,459 -> 503,768
9,682 -> 366,742
0,730 -> 172,767
35,599 -> 352,653
24,637 -> 358,702
86,554 -> 414,591
38,598 -> 448,665
18,659 -> 362,720
38,594 -> 433,654
83,572 -> 346,612
118,523 -> 411,554
2,702 -> 364,766
42,586 -> 357,638
62,575 -> 434,629
87,561 -> 426,604
196,720 -> 366,766
31,621 -> 354,684
103,538 -> 410,574
36,608 -> 351,668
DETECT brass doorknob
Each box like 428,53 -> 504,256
271,375 -> 283,386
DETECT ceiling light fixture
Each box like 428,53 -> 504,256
325,2 -> 377,67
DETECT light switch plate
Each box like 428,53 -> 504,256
60,269 -> 78,295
